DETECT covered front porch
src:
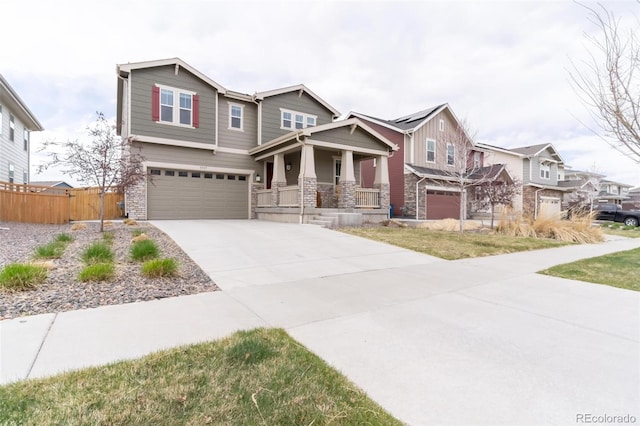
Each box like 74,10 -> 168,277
249,119 -> 397,225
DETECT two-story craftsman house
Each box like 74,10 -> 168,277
116,58 -> 396,225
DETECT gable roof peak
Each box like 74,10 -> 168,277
254,84 -> 340,118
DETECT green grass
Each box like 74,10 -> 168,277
141,258 -> 178,278
131,239 -> 160,262
33,242 -> 66,259
81,241 -> 115,264
540,248 -> 640,291
131,228 -> 145,237
341,227 -> 569,260
55,233 -> 74,243
602,226 -> 640,238
0,263 -> 47,291
0,328 -> 400,425
79,263 -> 115,282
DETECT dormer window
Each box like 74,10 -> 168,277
281,109 -> 317,130
540,161 -> 551,180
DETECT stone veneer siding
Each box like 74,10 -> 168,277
404,173 -> 424,219
374,183 -> 390,210
522,186 -> 564,218
338,181 -> 357,208
271,181 -> 286,207
317,182 -> 337,208
250,182 -> 264,218
300,177 -> 317,207
125,179 -> 147,220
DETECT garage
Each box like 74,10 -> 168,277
426,190 -> 460,220
538,196 -> 561,219
147,168 -> 249,219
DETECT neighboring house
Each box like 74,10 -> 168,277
116,58 -> 397,223
0,74 -> 44,184
624,187 -> 640,210
558,168 -> 604,210
597,179 -> 632,205
349,105 -> 509,219
482,143 -> 571,218
30,180 -> 74,189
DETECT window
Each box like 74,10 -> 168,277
23,129 -> 29,151
229,103 -> 243,130
150,169 -> 161,175
204,173 -> 213,179
191,172 -> 201,178
238,175 -> 247,181
446,143 -> 455,165
8,163 -> 14,183
439,119 -> 444,132
539,162 -> 550,180
281,109 -> 317,130
154,85 -> 198,127
164,170 -> 175,176
473,152 -> 481,168
9,114 -> 15,142
178,171 -> 188,177
216,174 -> 224,180
23,170 -> 27,184
227,175 -> 236,180
334,159 -> 342,185
426,139 -> 436,163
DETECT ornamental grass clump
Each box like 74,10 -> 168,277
131,239 -> 159,262
82,241 -> 115,264
141,258 -> 178,278
34,242 -> 66,259
79,263 -> 115,282
497,212 -> 604,243
0,263 -> 47,291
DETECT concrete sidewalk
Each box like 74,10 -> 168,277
1,221 -> 639,425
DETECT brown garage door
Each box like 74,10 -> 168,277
426,190 -> 460,220
147,168 -> 249,219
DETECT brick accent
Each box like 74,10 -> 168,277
299,176 -> 317,207
317,182 -> 337,208
374,183 -> 390,210
338,181 -> 356,208
250,182 -> 264,218
271,181 -> 286,207
522,186 -> 564,218
125,179 -> 147,220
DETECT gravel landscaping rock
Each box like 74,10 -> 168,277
0,221 -> 218,320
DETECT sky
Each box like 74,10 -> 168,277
3,0 -> 639,187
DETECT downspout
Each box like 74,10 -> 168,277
416,176 -> 427,220
296,132 -> 304,224
534,187 -> 544,219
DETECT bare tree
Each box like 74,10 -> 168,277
38,112 -> 144,232
475,178 -> 521,228
569,3 -> 640,163
426,120 -> 498,233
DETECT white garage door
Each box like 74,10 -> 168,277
147,168 -> 249,219
539,197 -> 561,219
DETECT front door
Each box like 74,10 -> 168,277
266,162 -> 273,189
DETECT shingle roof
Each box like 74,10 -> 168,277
406,163 -> 508,182
350,104 -> 446,132
509,143 -> 551,156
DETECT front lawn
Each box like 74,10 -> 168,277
601,226 -> 640,238
0,328 -> 401,426
539,248 -> 640,291
341,226 -> 569,260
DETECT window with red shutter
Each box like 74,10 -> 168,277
193,94 -> 199,128
151,86 -> 160,122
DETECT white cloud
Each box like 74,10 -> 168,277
3,0 -> 639,186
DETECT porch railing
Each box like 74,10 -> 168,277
256,189 -> 272,207
278,185 -> 299,207
355,188 -> 380,208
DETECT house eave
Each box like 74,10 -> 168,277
0,73 -> 44,131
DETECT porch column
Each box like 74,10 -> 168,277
271,153 -> 287,206
298,144 -> 317,208
373,155 -> 390,210
338,150 -> 356,208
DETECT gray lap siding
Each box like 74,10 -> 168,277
130,66 -> 217,145
261,92 -> 334,144
218,95 -> 258,150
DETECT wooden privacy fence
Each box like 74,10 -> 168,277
0,181 -> 124,224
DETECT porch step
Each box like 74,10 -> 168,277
308,218 -> 336,228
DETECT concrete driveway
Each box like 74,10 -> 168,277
2,220 -> 639,425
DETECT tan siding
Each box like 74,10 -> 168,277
261,91 -> 333,143
134,142 -> 260,173
218,95 -> 258,150
412,109 -> 465,170
130,66 -> 217,145
311,126 -> 388,151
